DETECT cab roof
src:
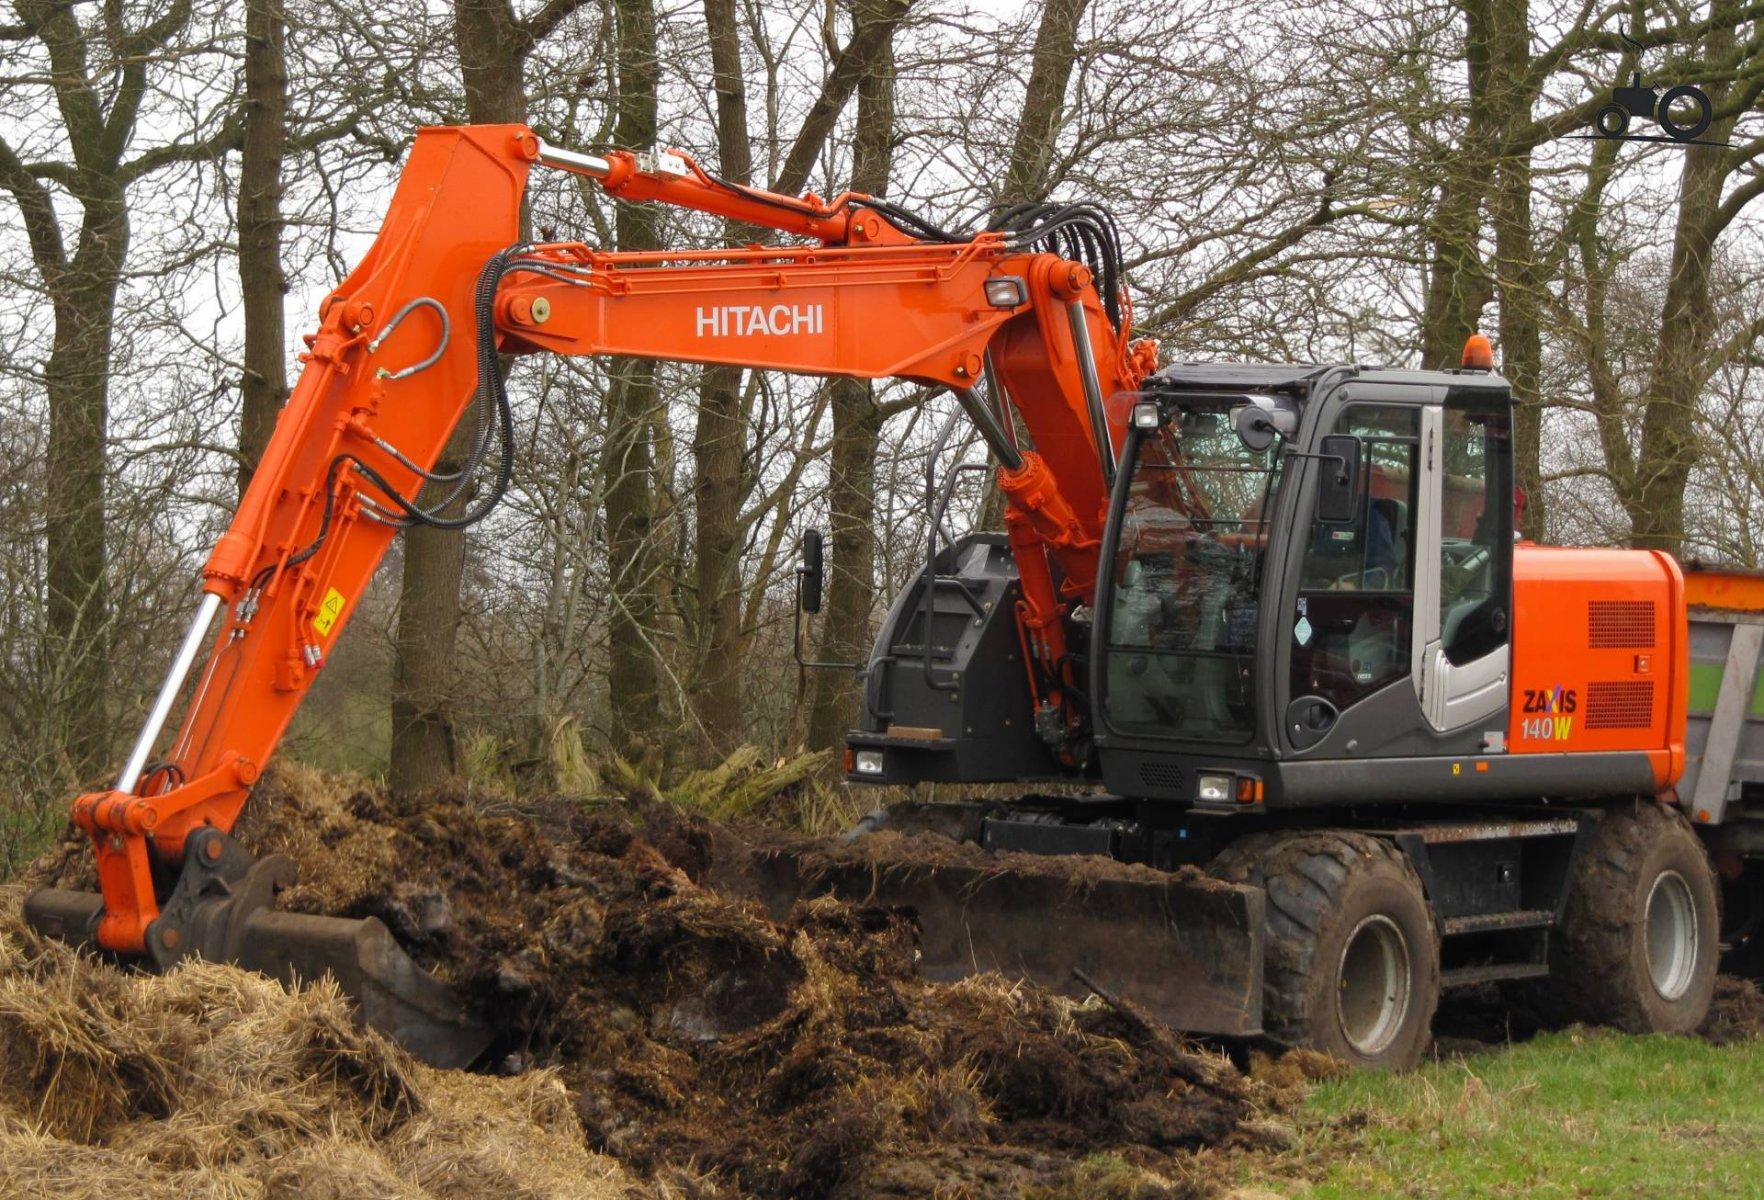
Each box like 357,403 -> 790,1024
1146,360 -> 1509,398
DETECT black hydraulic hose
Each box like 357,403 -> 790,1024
269,243 -> 528,584
381,242 -> 525,526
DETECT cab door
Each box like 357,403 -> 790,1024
1411,397 -> 1515,730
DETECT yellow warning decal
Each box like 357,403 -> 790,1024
313,587 -> 346,637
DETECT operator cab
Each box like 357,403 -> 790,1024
1093,358 -> 1516,808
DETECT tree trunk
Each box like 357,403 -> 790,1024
1419,0 -> 1495,369
238,0 -> 288,493
688,0 -> 755,757
975,0 -> 1088,529
43,188 -> 125,771
806,0 -> 897,751
1001,0 -> 1090,204
688,0 -> 910,756
1486,0 -> 1545,538
1629,5 -> 1738,552
769,0 -> 912,196
2,1 -> 223,775
604,0 -> 665,750
390,0 -> 529,792
1492,150 -> 1545,539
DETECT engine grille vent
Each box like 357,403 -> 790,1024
1139,762 -> 1184,793
1588,600 -> 1656,649
1585,680 -> 1655,730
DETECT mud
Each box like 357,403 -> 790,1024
28,765 -> 1276,1198
1700,975 -> 1764,1045
1424,972 -> 1764,1054
0,884 -> 641,1200
46,766 -> 1764,1195
768,826 -> 1231,891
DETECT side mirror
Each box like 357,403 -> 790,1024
1232,401 -> 1298,453
1316,434 -> 1363,524
1233,404 -> 1277,452
798,529 -> 824,614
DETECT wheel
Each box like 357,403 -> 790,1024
1594,103 -> 1630,139
1657,85 -> 1713,142
1210,831 -> 1439,1070
1535,802 -> 1718,1033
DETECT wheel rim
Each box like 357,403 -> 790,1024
1337,914 -> 1412,1057
1645,869 -> 1699,1002
1596,105 -> 1628,137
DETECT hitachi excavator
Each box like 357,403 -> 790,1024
27,124 -> 1764,1071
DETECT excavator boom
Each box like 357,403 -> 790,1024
27,124 -> 1261,1063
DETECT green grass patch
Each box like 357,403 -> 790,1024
1251,1029 -> 1764,1198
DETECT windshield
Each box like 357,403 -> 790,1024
1100,404 -> 1285,743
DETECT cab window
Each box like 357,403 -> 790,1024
1439,404 -> 1512,666
1291,404 -> 1419,712
1101,406 -> 1286,743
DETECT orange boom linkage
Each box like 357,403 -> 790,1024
69,124 -> 1155,956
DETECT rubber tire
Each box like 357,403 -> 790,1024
1210,830 -> 1439,1071
1594,103 -> 1630,139
1658,85 -> 1713,142
1531,801 -> 1718,1034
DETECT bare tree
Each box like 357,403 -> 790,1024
0,0 -> 240,771
806,0 -> 904,750
390,0 -> 592,792
238,0 -> 290,491
603,0 -> 666,750
684,0 -> 913,756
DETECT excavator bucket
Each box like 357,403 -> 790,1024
24,829 -> 490,1070
710,825 -> 1267,1038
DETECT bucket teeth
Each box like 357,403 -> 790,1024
24,829 -> 490,1070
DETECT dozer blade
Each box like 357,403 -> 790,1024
24,829 -> 490,1070
712,832 -> 1266,1038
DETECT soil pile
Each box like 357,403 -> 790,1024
0,885 -> 642,1200
1700,975 -> 1764,1045
31,764 -> 1274,1198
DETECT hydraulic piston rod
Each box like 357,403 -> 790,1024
115,591 -> 224,794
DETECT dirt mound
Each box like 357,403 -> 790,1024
0,885 -> 643,1200
1700,975 -> 1764,1045
30,764 -> 1272,1198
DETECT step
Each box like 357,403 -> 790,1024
1441,908 -> 1555,937
1441,961 -> 1550,989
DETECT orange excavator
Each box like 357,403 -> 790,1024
26,124 -> 1764,1071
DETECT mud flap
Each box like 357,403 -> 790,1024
24,828 -> 490,1069
715,842 -> 1265,1037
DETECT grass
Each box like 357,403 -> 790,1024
0,763 -> 72,880
1243,1028 -> 1764,1198
0,799 -> 60,880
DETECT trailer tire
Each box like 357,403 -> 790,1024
1533,801 -> 1718,1034
1210,831 -> 1438,1071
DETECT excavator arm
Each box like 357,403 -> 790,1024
25,124 -> 1170,1061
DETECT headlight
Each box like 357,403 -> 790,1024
984,276 -> 1027,308
853,749 -> 886,776
1196,773 -> 1234,803
1132,401 -> 1162,430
